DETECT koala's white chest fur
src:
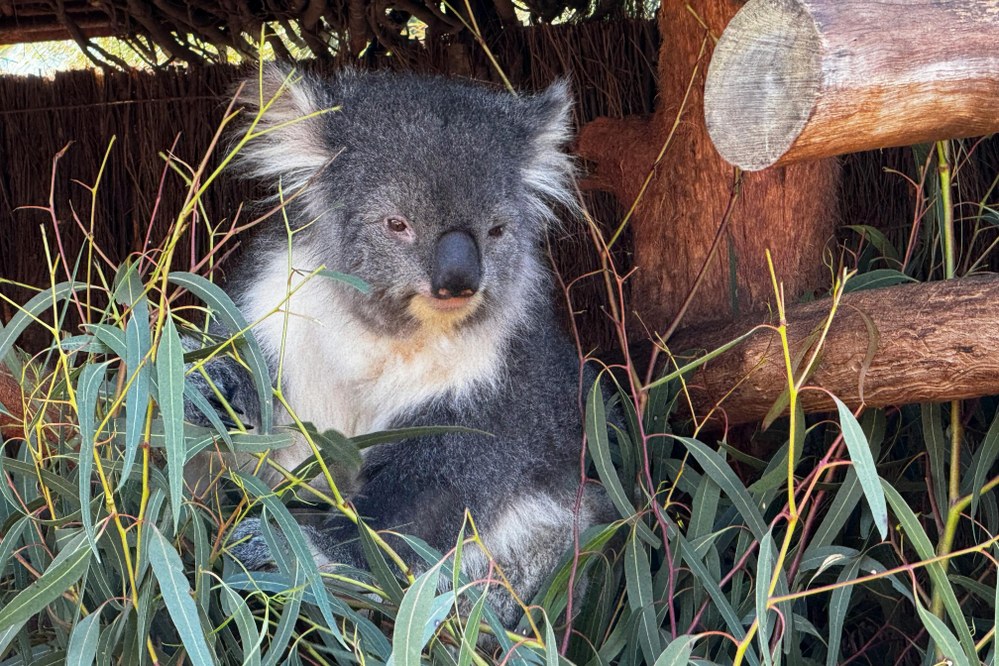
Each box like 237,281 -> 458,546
240,250 -> 503,445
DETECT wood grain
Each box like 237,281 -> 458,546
705,0 -> 999,170
670,275 -> 999,426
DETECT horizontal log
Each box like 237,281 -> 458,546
670,275 -> 999,426
704,0 -> 999,171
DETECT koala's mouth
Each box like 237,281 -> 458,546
406,292 -> 484,332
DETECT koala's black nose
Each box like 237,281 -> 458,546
431,230 -> 481,298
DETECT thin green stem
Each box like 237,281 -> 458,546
931,139 -> 963,626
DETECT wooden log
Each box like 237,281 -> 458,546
670,275 -> 999,426
704,0 -> 999,171
577,0 -> 840,332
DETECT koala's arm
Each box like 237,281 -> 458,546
227,405 -> 541,570
181,319 -> 266,432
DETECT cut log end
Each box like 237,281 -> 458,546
704,0 -> 821,171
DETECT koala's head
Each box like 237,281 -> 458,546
235,65 -> 575,337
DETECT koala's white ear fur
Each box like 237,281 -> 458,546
521,79 -> 577,219
234,64 -> 332,194
529,79 -> 574,152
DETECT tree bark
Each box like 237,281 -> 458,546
670,275 -> 999,427
577,0 -> 841,334
705,0 -> 999,171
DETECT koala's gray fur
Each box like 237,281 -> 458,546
188,65 -> 612,627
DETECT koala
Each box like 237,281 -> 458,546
189,65 -> 611,627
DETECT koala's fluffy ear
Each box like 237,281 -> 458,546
520,80 -> 578,220
233,64 -> 333,195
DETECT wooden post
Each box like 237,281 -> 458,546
577,0 -> 841,333
705,0 -> 999,171
670,276 -> 999,427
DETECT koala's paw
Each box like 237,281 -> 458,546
228,518 -> 277,570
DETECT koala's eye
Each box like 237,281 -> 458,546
488,224 -> 505,238
386,216 -> 409,233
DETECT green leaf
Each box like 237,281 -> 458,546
805,470 -> 862,560
0,282 -> 86,363
544,614 -> 559,666
675,437 -> 767,540
220,581 -> 263,666
120,294 -> 151,490
585,378 -> 633,520
0,530 -> 92,632
0,624 -> 24,659
646,325 -> 763,392
457,590 -> 489,666
182,379 -> 234,448
87,324 -> 126,356
624,527 -> 661,664
111,260 -> 145,306
168,272 -> 274,433
688,475 -> 720,543
249,545 -> 306,666
921,404 -> 949,524
146,524 -> 217,666
968,407 -> 999,517
76,361 -> 112,559
234,472 -> 346,647
0,518 -> 28,578
66,611 -> 101,666
825,556 -> 861,666
390,559 -> 446,666
305,424 -> 362,472
882,482 -> 977,663
0,457 -> 78,509
844,225 -> 900,262
832,397 -> 887,539
316,268 -> 372,294
994,544 -> 999,666
671,519 -> 757,665
536,522 -> 622,622
156,315 -> 187,530
755,529 -> 775,665
841,269 -> 916,293
350,425 -> 492,450
914,596 -> 970,666
653,635 -> 700,666
359,520 -> 405,604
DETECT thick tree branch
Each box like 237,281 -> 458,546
670,275 -> 999,426
704,0 -> 999,171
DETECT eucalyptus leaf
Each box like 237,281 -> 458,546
66,611 -> 101,666
0,531 -> 91,632
624,527 -> 661,664
832,397 -> 887,539
156,315 -> 187,529
146,524 -> 217,666
389,559 -> 447,666
120,294 -> 151,489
